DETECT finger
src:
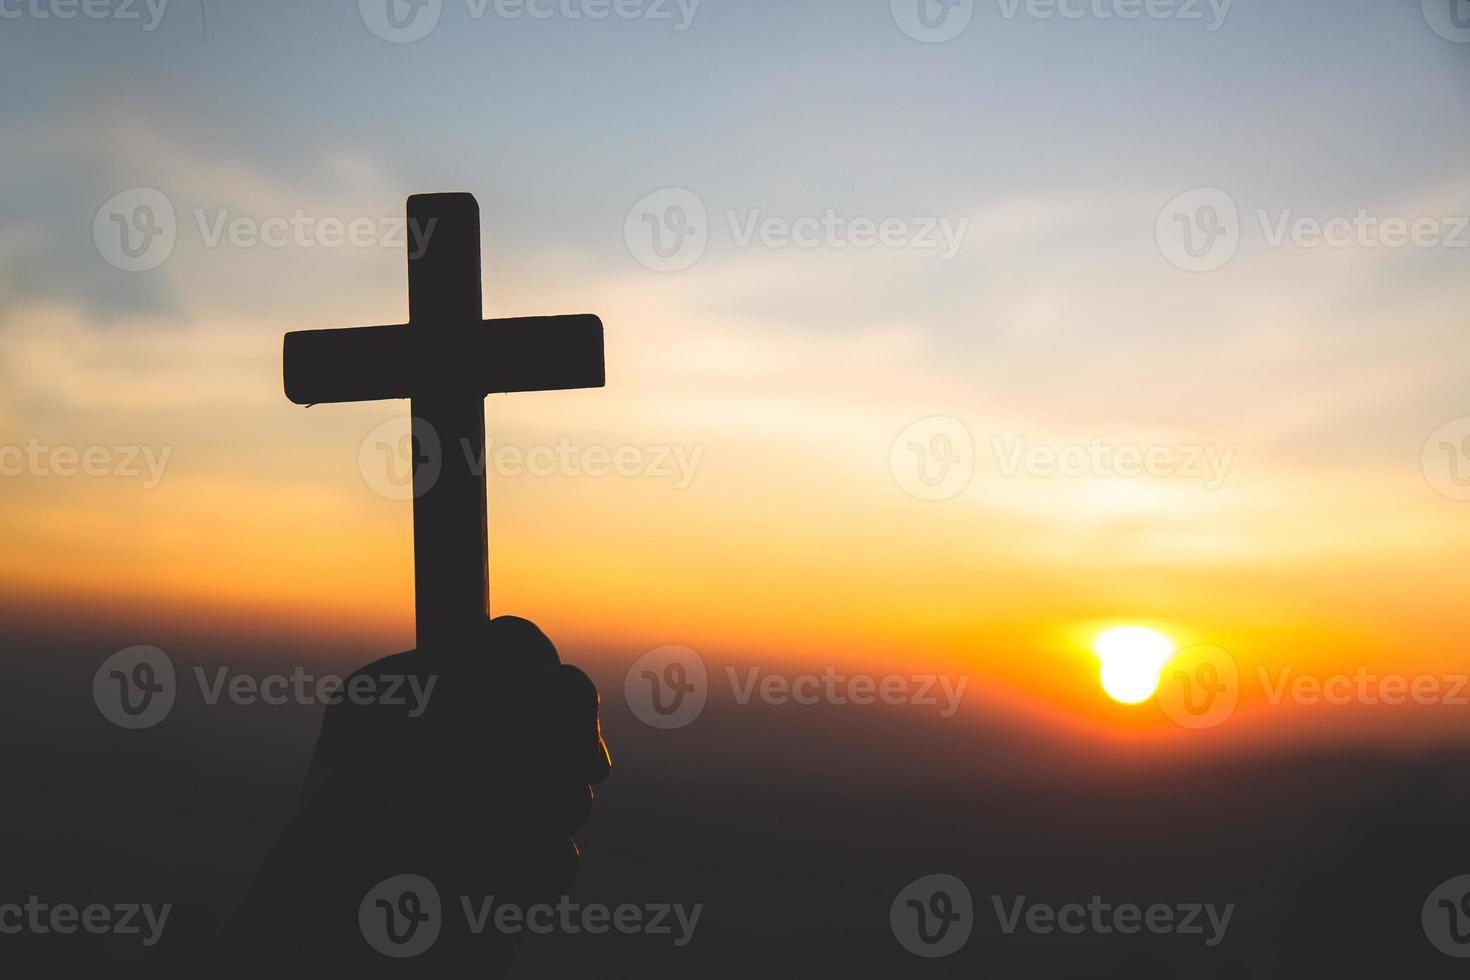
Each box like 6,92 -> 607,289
520,779 -> 594,837
552,664 -> 612,785
484,615 -> 562,672
566,783 -> 594,834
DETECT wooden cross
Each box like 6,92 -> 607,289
283,193 -> 605,655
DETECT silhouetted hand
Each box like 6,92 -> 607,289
200,616 -> 611,978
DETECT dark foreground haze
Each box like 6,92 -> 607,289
4,617 -> 1469,977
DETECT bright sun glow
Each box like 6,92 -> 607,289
1094,626 -> 1176,704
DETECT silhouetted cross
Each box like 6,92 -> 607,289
283,193 -> 605,655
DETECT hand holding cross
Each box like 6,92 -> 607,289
283,193 -> 605,656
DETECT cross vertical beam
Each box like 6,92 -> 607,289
407,193 -> 488,654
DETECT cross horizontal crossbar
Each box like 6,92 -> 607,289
283,313 -> 605,405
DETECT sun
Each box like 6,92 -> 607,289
1094,626 -> 1176,704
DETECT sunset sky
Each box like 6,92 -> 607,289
1,0 -> 1468,747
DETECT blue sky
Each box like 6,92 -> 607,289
3,0 -> 1466,466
